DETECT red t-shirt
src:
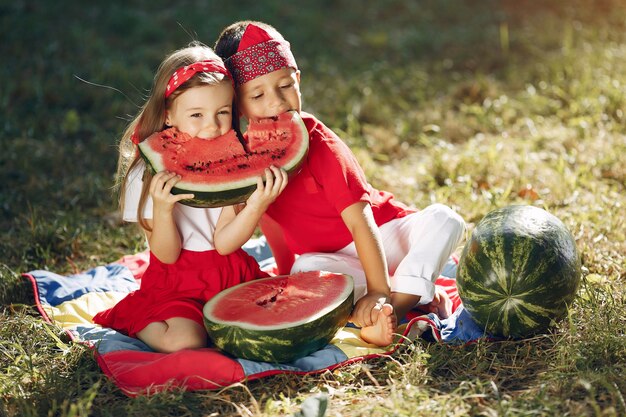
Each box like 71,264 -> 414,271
262,112 -> 414,254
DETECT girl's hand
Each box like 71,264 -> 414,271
149,171 -> 194,213
246,166 -> 288,212
350,292 -> 391,328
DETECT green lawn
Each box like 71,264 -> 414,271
1,1 -> 625,415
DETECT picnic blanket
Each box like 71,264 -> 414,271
23,237 -> 486,396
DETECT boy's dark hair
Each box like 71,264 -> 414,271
214,22 -> 246,61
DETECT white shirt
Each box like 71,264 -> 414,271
123,163 -> 222,251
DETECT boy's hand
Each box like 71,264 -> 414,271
246,166 -> 288,212
350,292 -> 391,328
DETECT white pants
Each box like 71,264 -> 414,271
291,203 -> 466,305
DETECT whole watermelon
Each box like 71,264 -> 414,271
457,205 -> 581,338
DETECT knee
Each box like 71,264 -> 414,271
426,204 -> 466,238
291,253 -> 324,274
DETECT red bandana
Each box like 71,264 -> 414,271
225,24 -> 298,86
165,59 -> 232,98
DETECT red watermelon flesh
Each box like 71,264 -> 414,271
146,128 -> 248,184
210,271 -> 351,328
137,111 -> 309,208
246,114 -> 294,152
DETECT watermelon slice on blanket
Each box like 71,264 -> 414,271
138,111 -> 309,208
203,271 -> 354,363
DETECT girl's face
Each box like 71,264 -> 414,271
165,81 -> 234,139
237,67 -> 301,121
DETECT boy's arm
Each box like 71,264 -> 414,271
341,201 -> 392,327
259,214 -> 295,275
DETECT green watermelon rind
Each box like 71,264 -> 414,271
457,205 -> 581,339
203,273 -> 354,363
169,184 -> 257,208
138,111 -> 309,208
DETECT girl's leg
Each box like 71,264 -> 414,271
136,317 -> 207,353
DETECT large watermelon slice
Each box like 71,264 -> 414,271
203,271 -> 354,363
137,111 -> 309,208
457,205 -> 582,338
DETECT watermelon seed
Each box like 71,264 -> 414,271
255,288 -> 285,308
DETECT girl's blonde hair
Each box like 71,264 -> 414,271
116,41 -> 231,231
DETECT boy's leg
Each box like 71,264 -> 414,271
359,303 -> 396,346
292,204 -> 465,314
291,251 -> 368,301
380,204 -> 465,313
291,204 -> 465,344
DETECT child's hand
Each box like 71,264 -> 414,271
246,166 -> 288,212
350,292 -> 391,328
150,171 -> 194,213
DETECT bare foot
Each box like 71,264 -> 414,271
360,303 -> 397,346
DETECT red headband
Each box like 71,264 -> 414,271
224,24 -> 298,86
165,59 -> 232,98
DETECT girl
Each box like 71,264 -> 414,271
214,22 -> 466,347
93,42 -> 287,353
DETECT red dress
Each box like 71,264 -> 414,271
93,248 -> 268,337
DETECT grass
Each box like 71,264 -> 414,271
1,0 -> 625,415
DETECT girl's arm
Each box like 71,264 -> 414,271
147,171 -> 194,264
340,201 -> 392,327
214,166 -> 287,255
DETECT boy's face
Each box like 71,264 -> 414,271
237,67 -> 301,121
165,81 -> 233,139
